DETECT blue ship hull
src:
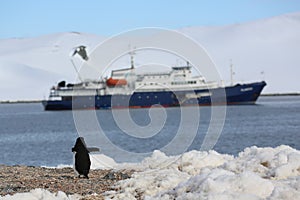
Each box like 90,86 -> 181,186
42,81 -> 266,110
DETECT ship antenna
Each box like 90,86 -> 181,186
129,48 -> 136,69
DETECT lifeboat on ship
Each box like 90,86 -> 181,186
106,77 -> 127,87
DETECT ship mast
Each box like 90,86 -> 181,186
230,59 -> 234,86
129,49 -> 135,69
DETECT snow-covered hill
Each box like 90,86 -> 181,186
180,12 -> 300,94
0,12 -> 299,100
0,32 -> 105,100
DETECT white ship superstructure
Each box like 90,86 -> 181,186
106,63 -> 219,94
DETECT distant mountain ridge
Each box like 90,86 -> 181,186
0,12 -> 300,100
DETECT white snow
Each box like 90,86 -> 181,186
2,145 -> 300,200
105,145 -> 300,200
0,32 -> 104,100
179,12 -> 300,94
90,153 -> 118,169
0,188 -> 81,200
1,12 -> 300,100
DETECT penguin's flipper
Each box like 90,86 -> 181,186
87,147 -> 100,152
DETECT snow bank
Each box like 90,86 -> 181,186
106,145 -> 300,199
1,188 -> 80,200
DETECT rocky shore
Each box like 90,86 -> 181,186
0,165 -> 133,199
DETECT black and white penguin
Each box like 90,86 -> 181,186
71,137 -> 91,179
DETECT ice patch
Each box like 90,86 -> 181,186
1,188 -> 80,200
42,164 -> 73,169
90,153 -> 117,169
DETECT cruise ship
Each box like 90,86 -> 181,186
42,57 -> 266,110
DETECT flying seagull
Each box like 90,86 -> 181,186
72,45 -> 89,61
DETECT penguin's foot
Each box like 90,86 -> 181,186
78,174 -> 89,179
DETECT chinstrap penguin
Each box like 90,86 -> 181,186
72,137 -> 91,179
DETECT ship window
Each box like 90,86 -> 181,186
146,96 -> 149,99
188,81 -> 196,84
138,96 -> 141,99
155,96 -> 158,98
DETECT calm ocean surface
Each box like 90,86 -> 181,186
0,96 -> 299,167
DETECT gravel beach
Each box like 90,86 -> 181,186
0,165 -> 133,199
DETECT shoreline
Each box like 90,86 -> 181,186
0,100 -> 42,104
1,93 -> 299,104
261,92 -> 300,96
0,165 -> 133,199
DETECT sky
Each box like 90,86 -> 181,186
1,0 -> 300,39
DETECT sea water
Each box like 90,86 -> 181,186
0,96 -> 299,167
